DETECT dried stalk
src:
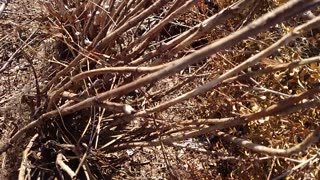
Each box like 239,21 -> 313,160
94,0 -> 171,52
105,88 -> 320,152
118,0 -> 197,61
115,0 -> 148,29
134,13 -> 320,116
56,153 -> 76,179
129,0 -> 252,65
273,154 -> 320,180
1,0 -> 319,156
18,134 -> 38,180
0,29 -> 38,73
225,56 -> 320,83
216,129 -> 320,157
73,0 -> 320,116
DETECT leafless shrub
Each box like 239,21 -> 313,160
1,0 -> 320,179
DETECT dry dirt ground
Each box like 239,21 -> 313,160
0,0 -> 48,178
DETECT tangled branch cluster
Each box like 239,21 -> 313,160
1,0 -> 320,179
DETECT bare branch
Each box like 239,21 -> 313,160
18,134 -> 38,180
56,153 -> 76,179
273,154 -> 320,180
135,14 -> 320,116
129,0 -> 253,65
216,129 -> 320,157
94,0 -> 171,52
225,56 -> 320,83
119,0 -> 197,61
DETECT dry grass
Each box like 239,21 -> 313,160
1,0 -> 320,179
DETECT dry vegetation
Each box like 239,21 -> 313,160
1,0 -> 320,179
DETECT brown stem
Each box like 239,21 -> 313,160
216,128 -> 320,157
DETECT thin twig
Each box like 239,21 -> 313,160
273,153 -> 320,180
267,157 -> 276,180
0,28 -> 39,73
225,56 -> 320,83
18,134 -> 38,180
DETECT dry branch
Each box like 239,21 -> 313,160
245,87 -> 320,121
118,0 -> 198,61
129,0 -> 252,66
56,153 -> 76,179
0,29 -> 38,73
105,87 -> 320,152
2,1 -> 320,178
94,0 -> 171,51
134,14 -> 320,116
63,0 -> 320,116
216,129 -> 320,157
18,134 -> 38,180
225,56 -> 320,83
1,0 -> 320,155
273,154 -> 320,180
